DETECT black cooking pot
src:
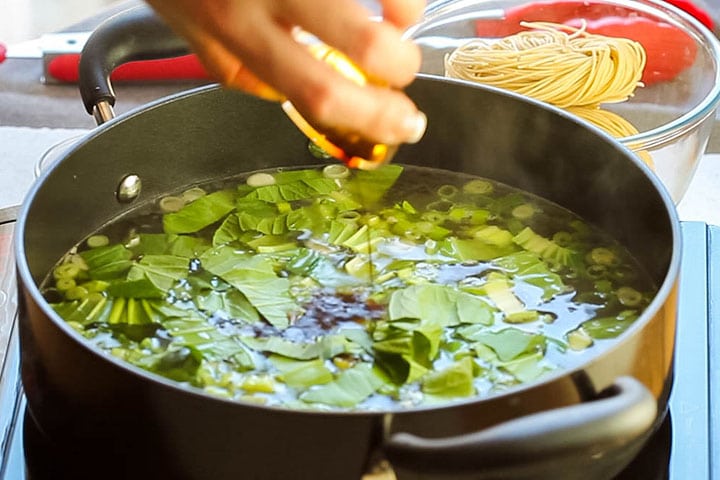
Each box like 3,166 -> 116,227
14,6 -> 680,480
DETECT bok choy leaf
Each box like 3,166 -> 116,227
164,190 -> 237,234
299,363 -> 384,407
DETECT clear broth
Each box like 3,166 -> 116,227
42,164 -> 656,411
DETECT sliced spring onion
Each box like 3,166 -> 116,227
246,172 -> 276,187
422,211 -> 446,224
616,286 -> 643,307
567,328 -> 593,350
398,201 -> 417,215
344,255 -> 374,279
65,286 -> 89,301
552,231 -> 573,246
424,239 -> 439,255
365,214 -> 381,227
447,206 -> 469,222
159,195 -> 186,213
415,221 -> 451,241
483,273 -> 526,316
473,225 -> 514,247
337,211 -> 361,222
276,201 -> 292,214
125,233 -> 141,249
82,280 -> 110,293
463,179 -> 494,195
323,164 -> 350,179
589,247 -> 618,266
332,356 -> 356,370
86,235 -> 110,249
53,263 -> 81,280
513,227 -> 576,266
511,204 -> 535,220
586,264 -> 608,279
181,187 -> 207,203
505,310 -> 540,324
426,200 -> 454,212
55,277 -> 76,291
66,253 -> 89,270
437,184 -> 459,199
611,265 -> 638,282
241,375 -> 276,393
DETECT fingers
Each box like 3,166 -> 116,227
380,0 -> 426,29
274,0 -> 422,87
181,29 -> 284,101
293,79 -> 428,146
146,0 -> 427,146
208,8 -> 426,145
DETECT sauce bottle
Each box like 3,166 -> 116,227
282,32 -> 398,171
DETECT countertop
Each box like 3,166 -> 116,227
1,0 -> 719,224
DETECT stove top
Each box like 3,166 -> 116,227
0,214 -> 718,479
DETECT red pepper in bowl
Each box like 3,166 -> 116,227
474,0 -> 712,85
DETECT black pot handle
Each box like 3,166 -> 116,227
384,376 -> 657,477
79,5 -> 190,124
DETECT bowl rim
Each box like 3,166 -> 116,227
407,0 -> 720,148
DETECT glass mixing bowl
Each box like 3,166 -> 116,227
406,0 -> 720,203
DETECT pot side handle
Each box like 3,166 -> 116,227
384,376 -> 657,477
78,5 -> 190,124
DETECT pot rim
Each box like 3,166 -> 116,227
14,79 -> 682,418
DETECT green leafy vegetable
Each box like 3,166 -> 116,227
202,251 -> 299,328
241,336 -> 323,360
389,284 -> 494,327
195,289 -> 260,323
46,165 -> 655,411
581,311 -> 638,339
131,233 -> 209,258
128,255 -> 190,291
199,246 -> 299,327
513,227 -> 579,267
345,164 -> 403,205
461,327 -> 546,362
80,244 -> 133,280
246,178 -> 338,203
271,357 -> 334,388
422,357 -> 475,397
300,363 -> 385,407
501,352 -> 553,383
164,189 -> 236,234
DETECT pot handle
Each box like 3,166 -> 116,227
384,376 -> 657,477
78,5 -> 190,124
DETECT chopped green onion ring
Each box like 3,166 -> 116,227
159,196 -> 186,213
86,235 -> 110,249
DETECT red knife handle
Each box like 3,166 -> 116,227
47,53 -> 209,83
0,42 -> 6,63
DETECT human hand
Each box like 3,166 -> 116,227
144,0 -> 427,147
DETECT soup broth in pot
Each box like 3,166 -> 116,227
41,164 -> 656,411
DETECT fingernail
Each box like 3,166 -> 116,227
404,111 -> 427,144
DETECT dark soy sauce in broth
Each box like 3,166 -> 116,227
42,165 -> 656,411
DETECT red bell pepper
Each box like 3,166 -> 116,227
474,0 -> 711,85
664,0 -> 714,29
